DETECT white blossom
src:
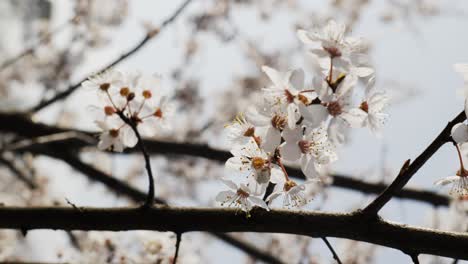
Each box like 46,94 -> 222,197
216,179 -> 268,212
225,138 -> 283,191
435,174 -> 468,197
297,20 -> 371,76
281,125 -> 336,178
84,70 -> 174,151
266,178 -> 318,208
262,66 -> 317,129
341,78 -> 389,134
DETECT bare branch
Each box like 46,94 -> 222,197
0,155 -> 36,189
0,206 -> 467,260
30,0 -> 193,113
362,110 -> 466,216
321,237 -> 343,264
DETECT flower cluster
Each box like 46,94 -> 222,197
435,64 -> 468,197
83,70 -> 174,152
217,20 -> 388,212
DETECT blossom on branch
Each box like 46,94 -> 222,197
83,70 -> 174,152
216,179 -> 268,213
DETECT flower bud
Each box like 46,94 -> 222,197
126,92 -> 135,101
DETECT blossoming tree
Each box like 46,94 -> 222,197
0,1 -> 467,263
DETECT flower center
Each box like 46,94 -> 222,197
298,140 -> 311,154
284,89 -> 295,103
327,101 -> 342,116
109,129 -> 119,138
271,115 -> 287,130
283,180 -> 297,192
297,94 -> 309,105
243,127 -> 255,137
236,188 -> 250,198
252,157 -> 266,170
324,46 -> 342,58
359,101 -> 369,113
154,108 -> 163,118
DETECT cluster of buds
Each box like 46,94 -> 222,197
83,70 -> 174,152
217,20 -> 389,212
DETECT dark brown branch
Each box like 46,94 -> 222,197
30,0 -> 193,113
0,206 -> 467,260
173,232 -> 182,264
0,112 -> 451,207
362,110 -> 466,216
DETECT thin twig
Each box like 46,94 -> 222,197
0,17 -> 75,71
362,110 -> 466,216
31,0 -> 193,113
321,237 -> 343,264
173,232 -> 182,264
116,112 -> 155,208
0,155 -> 36,189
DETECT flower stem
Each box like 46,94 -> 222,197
328,57 -> 334,84
455,143 -> 466,173
117,112 -> 155,208
276,156 -> 290,181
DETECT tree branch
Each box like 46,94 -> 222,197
362,110 -> 466,216
0,206 -> 467,260
30,0 -> 193,113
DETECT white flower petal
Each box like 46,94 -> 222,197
220,179 -> 238,190
451,123 -> 468,144
280,142 -> 302,162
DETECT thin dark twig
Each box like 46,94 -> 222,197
0,156 -> 36,189
321,237 -> 343,264
31,0 -> 193,113
117,112 -> 155,208
173,232 -> 182,264
362,110 -> 466,216
0,17 -> 75,71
